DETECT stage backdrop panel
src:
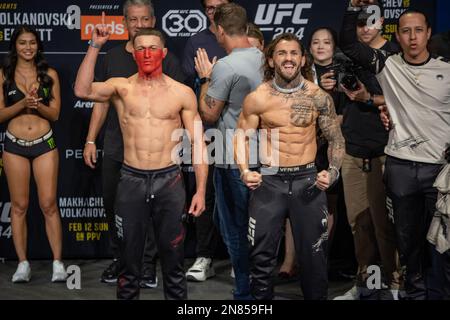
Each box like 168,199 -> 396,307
0,0 -> 435,259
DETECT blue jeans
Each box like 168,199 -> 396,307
213,167 -> 251,300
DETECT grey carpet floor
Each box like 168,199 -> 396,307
0,259 -> 353,300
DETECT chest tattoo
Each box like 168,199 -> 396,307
289,97 -> 315,127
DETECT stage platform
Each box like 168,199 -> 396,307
0,259 -> 354,300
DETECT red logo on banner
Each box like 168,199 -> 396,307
80,16 -> 128,40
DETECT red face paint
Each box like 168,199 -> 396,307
134,48 -> 164,79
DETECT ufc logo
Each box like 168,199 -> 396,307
386,196 -> 394,224
248,217 -> 256,246
254,3 -> 312,25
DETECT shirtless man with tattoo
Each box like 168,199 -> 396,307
234,33 -> 345,300
74,14 -> 207,300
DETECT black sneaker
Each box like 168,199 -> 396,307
101,259 -> 121,283
140,266 -> 158,288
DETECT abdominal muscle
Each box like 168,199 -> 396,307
121,115 -> 182,170
7,114 -> 51,140
260,125 -> 317,167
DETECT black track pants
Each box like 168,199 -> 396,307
249,165 -> 329,300
115,164 -> 187,300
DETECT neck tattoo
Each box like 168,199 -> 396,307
272,78 -> 305,94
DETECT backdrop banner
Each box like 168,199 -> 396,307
0,0 -> 435,259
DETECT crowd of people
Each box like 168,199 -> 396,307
1,0 -> 449,300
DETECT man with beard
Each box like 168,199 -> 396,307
234,33 -> 345,300
75,22 -> 207,300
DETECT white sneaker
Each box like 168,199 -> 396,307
390,289 -> 399,300
12,261 -> 31,283
230,267 -> 235,279
333,286 -> 376,300
51,260 -> 68,282
186,257 -> 215,282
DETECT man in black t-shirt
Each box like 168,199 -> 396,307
82,0 -> 185,287
429,30 -> 450,59
332,2 -> 401,300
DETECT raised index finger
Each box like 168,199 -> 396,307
101,11 -> 106,26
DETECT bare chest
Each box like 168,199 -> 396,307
116,86 -> 182,121
261,94 -> 318,129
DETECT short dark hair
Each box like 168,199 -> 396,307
264,33 -> 306,82
132,27 -> 165,47
214,3 -> 247,36
398,9 -> 431,29
247,22 -> 264,44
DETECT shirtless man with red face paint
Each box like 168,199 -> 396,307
74,14 -> 208,300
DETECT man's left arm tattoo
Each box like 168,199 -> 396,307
199,94 -> 225,124
205,95 -> 216,109
316,91 -> 345,183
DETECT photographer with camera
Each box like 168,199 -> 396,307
331,2 -> 401,300
341,0 -> 450,300
308,27 -> 345,251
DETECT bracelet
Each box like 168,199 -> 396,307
88,40 -> 101,49
85,141 -> 96,145
240,169 -> 250,180
328,166 -> 340,181
366,93 -> 374,106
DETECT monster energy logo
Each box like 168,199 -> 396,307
47,137 -> 56,149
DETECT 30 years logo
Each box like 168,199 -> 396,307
162,9 -> 207,37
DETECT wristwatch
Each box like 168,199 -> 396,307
366,93 -> 374,106
328,166 -> 340,184
88,40 -> 101,49
199,77 -> 211,85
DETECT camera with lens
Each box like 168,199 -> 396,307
325,53 -> 362,92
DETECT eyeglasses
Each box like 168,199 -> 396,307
205,6 -> 218,14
